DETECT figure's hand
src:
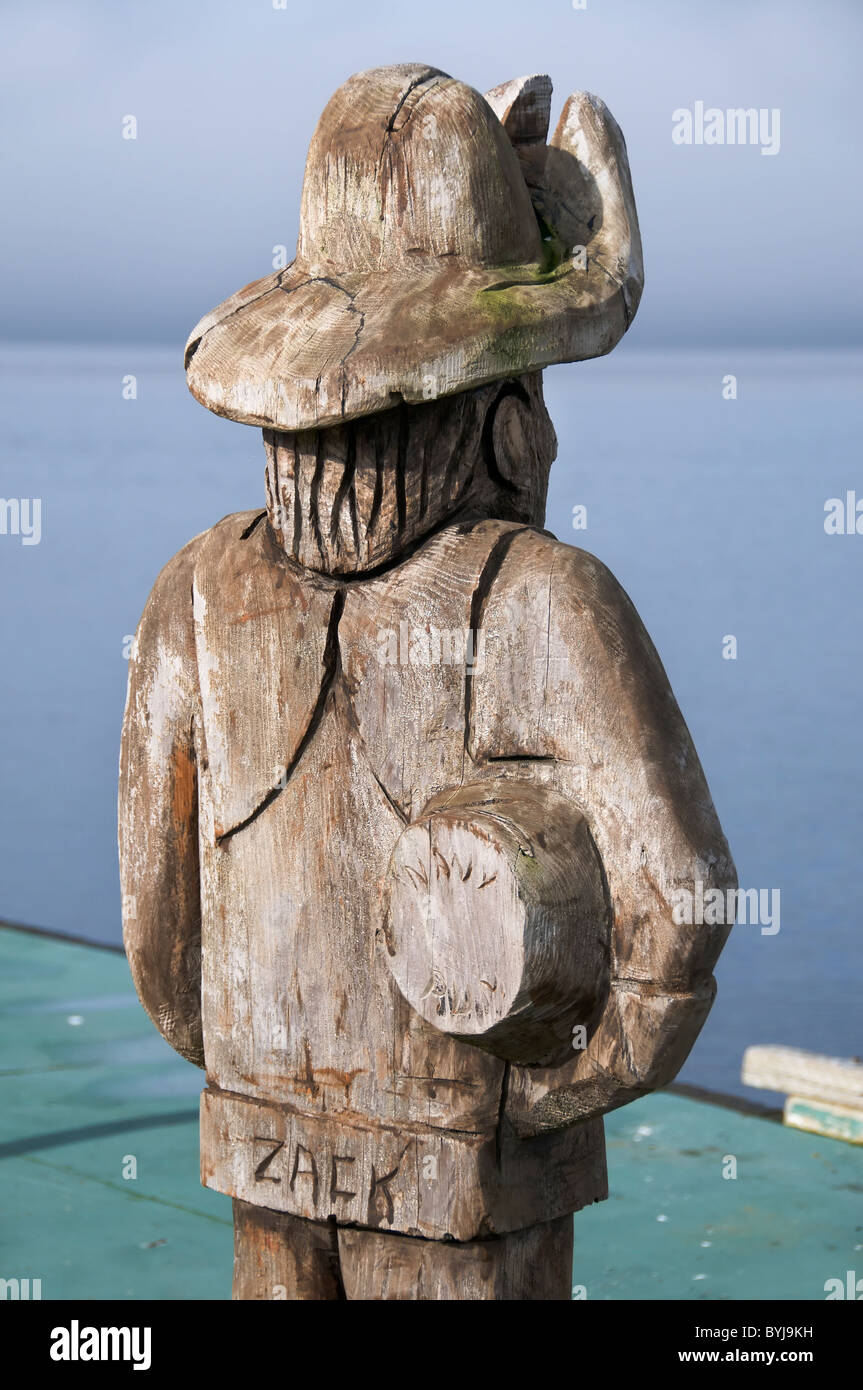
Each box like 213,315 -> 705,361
503,973 -> 718,1136
485,74 -> 643,327
383,782 -> 610,1066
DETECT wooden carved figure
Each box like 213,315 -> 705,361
120,64 -> 736,1301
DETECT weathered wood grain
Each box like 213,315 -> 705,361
338,1213 -> 573,1301
119,536 -> 205,1068
262,372 -> 555,575
484,73 -> 553,147
465,526 -> 737,1133
231,1198 -> 573,1300
385,782 -> 609,1064
120,58 -> 732,1300
232,1200 -> 342,1301
202,1084 -> 606,1242
184,65 -> 643,432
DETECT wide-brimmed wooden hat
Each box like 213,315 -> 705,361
185,64 -> 643,433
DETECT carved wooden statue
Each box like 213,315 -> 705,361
119,64 -> 736,1300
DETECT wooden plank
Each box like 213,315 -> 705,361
742,1046 -> 863,1107
783,1096 -> 863,1146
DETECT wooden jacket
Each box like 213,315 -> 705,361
119,512 -> 735,1240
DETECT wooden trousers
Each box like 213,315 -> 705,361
232,1199 -> 573,1301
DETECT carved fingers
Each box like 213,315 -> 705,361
550,91 -> 643,321
486,74 -> 644,324
484,74 -> 553,147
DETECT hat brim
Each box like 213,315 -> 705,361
184,255 -> 634,432
184,89 -> 643,432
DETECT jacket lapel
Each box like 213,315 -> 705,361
192,512 -> 338,839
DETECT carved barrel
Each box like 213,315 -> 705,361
384,783 -> 611,1066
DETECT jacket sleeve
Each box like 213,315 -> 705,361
469,532 -> 737,1132
119,536 -> 205,1068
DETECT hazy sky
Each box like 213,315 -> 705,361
2,0 -> 861,347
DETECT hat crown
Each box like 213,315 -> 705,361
297,64 -> 542,273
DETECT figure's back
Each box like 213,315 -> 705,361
120,62 -> 735,1299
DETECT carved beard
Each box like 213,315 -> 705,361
263,374 -> 556,576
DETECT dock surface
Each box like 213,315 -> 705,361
1,926 -> 859,1300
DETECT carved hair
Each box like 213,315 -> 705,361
263,371 -> 558,575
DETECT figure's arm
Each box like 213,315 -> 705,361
119,538 -> 205,1068
383,530 -> 735,1130
470,534 -> 737,1131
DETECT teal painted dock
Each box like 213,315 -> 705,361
2,925 -> 860,1301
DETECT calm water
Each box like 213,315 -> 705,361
1,342 -> 860,1098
